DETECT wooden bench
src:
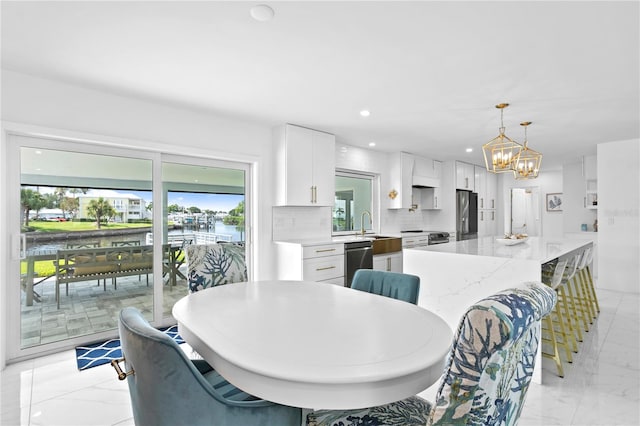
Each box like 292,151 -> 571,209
54,245 -> 154,308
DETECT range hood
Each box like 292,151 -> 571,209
412,174 -> 440,188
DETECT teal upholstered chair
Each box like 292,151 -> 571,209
186,243 -> 248,293
351,269 -> 420,304
116,307 -> 302,426
307,282 -> 557,426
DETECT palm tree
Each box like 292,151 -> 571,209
20,188 -> 46,226
86,197 -> 116,229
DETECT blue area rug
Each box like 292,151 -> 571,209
75,325 -> 184,371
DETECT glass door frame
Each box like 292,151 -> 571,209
3,130 -> 253,362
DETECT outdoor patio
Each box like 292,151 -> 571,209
20,269 -> 188,348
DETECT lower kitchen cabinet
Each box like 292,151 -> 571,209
275,242 -> 345,285
373,252 -> 403,273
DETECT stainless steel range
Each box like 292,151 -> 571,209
401,230 -> 450,248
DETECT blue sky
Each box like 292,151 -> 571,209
130,191 -> 244,213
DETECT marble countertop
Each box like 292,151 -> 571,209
408,236 -> 592,264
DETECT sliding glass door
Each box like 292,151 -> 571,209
6,134 -> 250,360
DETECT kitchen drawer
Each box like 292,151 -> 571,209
402,236 -> 429,248
303,243 -> 344,259
303,255 -> 345,281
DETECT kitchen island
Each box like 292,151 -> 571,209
404,236 -> 592,384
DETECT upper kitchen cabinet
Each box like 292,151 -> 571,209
583,155 -> 597,209
413,157 -> 442,210
456,161 -> 475,191
474,165 -> 497,209
274,124 -> 336,206
388,152 -> 415,209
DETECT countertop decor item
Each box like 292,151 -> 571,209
496,237 -> 528,246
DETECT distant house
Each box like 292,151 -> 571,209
77,190 -> 148,223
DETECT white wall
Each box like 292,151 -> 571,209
597,139 -> 640,293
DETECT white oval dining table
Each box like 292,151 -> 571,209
172,280 -> 452,410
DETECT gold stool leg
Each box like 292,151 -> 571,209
571,275 -> 591,332
542,314 -> 564,377
553,295 -> 574,363
579,268 -> 596,322
557,285 -> 579,352
562,280 -> 584,343
585,265 -> 600,314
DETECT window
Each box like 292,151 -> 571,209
333,171 -> 377,235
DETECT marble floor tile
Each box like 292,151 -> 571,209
1,288 -> 638,426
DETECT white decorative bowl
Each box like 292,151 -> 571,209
495,237 -> 528,246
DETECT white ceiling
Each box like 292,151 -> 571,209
2,1 -> 639,171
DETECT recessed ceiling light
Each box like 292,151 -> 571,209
369,142 -> 376,147
360,110 -> 371,117
35,150 -> 42,154
250,4 -> 275,22
466,148 -> 473,153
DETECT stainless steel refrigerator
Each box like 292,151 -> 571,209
456,190 -> 478,241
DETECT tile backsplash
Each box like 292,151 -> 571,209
272,206 -> 332,241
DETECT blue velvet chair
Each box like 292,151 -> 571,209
351,269 -> 420,304
307,282 -> 557,426
185,243 -> 248,293
115,307 -> 302,426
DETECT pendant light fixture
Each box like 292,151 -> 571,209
482,103 -> 523,173
512,121 -> 542,179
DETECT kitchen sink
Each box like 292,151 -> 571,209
370,236 -> 402,255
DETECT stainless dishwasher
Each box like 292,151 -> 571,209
344,240 -> 373,287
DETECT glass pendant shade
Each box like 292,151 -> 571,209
512,121 -> 542,179
482,104 -> 522,174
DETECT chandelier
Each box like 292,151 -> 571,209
482,103 -> 523,174
512,121 -> 542,179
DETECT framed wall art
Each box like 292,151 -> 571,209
546,193 -> 563,212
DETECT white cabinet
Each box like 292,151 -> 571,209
388,152 -> 415,209
475,165 -> 497,237
373,252 -> 403,273
456,161 -> 475,191
478,209 -> 497,237
275,242 -> 345,285
474,166 -> 497,210
274,124 -> 335,206
419,187 -> 442,210
583,154 -> 598,210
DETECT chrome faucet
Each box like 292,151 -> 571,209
361,210 -> 372,236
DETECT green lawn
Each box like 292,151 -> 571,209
27,221 -> 152,233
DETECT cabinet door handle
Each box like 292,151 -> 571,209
465,177 -> 468,188
387,257 -> 391,271
316,266 -> 336,271
434,196 -> 438,208
491,199 -> 495,209
491,211 -> 495,221
480,211 -> 484,221
314,186 -> 318,203
310,186 -> 314,203
315,248 -> 336,253
480,198 -> 484,209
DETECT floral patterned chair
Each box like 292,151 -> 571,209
185,243 -> 247,293
306,281 -> 557,426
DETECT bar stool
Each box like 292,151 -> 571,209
541,258 -> 573,377
575,247 -> 596,322
579,246 -> 600,318
563,251 -> 592,338
560,253 -> 585,343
